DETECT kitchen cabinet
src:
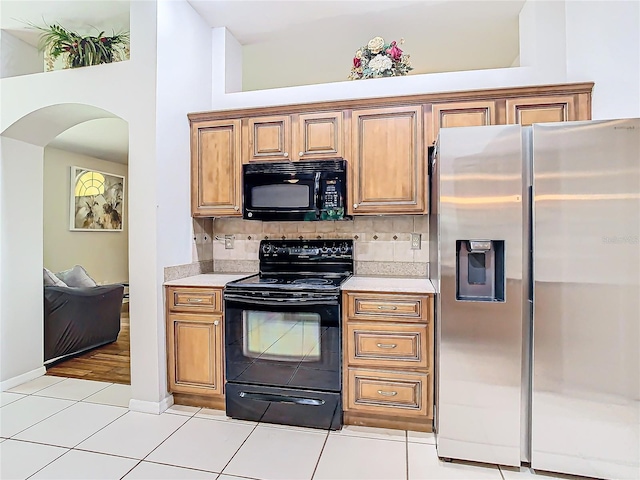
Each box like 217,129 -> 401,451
244,111 -> 344,162
166,286 -> 225,408
430,100 -> 497,145
350,106 -> 426,215
343,291 -> 434,431
506,95 -> 577,126
188,82 -> 593,218
244,115 -> 291,162
190,119 -> 242,217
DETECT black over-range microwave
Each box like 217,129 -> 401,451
242,159 -> 349,221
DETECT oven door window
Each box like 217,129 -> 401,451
243,311 -> 321,362
225,300 -> 340,391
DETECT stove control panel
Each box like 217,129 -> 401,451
259,239 -> 353,260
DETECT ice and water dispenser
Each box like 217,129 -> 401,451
456,240 -> 505,302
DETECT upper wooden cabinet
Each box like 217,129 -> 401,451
295,112 -> 343,160
430,100 -> 497,145
244,115 -> 291,162
188,82 -> 593,217
351,106 -> 425,215
191,119 -> 242,217
244,112 -> 343,162
506,95 -> 576,126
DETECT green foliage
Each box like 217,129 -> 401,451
31,22 -> 129,69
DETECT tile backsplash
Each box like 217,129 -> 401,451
209,216 -> 429,277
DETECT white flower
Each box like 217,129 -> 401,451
355,49 -> 363,59
368,54 -> 392,73
367,36 -> 385,54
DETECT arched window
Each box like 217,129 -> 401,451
75,170 -> 105,197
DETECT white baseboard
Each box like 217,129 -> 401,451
1,366 -> 46,391
129,394 -> 174,414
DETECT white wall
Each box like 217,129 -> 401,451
565,0 -> 640,119
43,147 -> 128,284
212,0 -> 639,122
153,0 -> 213,405
0,137 -> 44,384
0,1 -> 164,412
0,31 -> 43,79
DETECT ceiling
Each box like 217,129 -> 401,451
1,0 -> 526,164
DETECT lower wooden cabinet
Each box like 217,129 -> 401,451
343,291 -> 434,431
347,368 -> 431,417
166,286 -> 225,408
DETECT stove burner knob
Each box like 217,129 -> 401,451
261,244 -> 272,254
330,246 -> 339,254
320,247 -> 330,254
340,243 -> 349,253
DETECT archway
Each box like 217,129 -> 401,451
1,103 -> 129,389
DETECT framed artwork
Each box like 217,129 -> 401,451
70,166 -> 125,231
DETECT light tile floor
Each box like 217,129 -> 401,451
1,376 -> 590,480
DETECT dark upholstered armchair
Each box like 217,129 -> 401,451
44,284 -> 124,364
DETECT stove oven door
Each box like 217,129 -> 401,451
224,292 -> 342,429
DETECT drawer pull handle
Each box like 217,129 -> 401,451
214,320 -> 220,326
377,305 -> 398,310
187,298 -> 204,303
376,343 -> 397,349
377,390 -> 398,397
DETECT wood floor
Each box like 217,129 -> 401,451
46,313 -> 130,385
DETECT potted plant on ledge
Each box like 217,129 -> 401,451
32,22 -> 129,70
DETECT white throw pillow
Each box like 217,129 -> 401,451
44,267 -> 68,287
55,265 -> 97,288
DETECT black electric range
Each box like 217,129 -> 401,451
223,239 -> 353,430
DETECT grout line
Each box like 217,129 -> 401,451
218,421 -> 261,475
498,464 -> 506,480
406,430 -> 410,480
136,413 -> 193,462
134,458 -> 228,477
119,459 -> 143,480
69,407 -> 129,449
6,398 -> 80,439
310,429 -> 330,480
24,444 -> 72,480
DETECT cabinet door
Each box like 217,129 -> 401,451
430,100 -> 496,145
351,106 -> 425,214
167,312 -> 223,396
295,112 -> 343,160
506,95 -> 576,126
245,115 -> 291,162
191,120 -> 242,217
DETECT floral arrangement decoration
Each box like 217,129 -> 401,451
349,36 -> 413,80
30,22 -> 129,70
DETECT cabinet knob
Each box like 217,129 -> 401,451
299,151 -> 304,157
214,320 -> 220,326
353,203 -> 358,209
234,205 -> 239,211
283,152 -> 289,158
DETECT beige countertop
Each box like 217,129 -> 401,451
164,273 -> 254,288
342,276 -> 435,294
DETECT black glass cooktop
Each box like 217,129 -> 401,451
227,274 -> 349,290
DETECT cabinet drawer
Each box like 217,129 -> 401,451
347,323 -> 429,369
346,293 -> 428,322
347,369 -> 430,417
169,288 -> 221,313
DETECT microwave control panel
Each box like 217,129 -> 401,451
322,178 -> 342,209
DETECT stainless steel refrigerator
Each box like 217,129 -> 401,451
430,119 -> 639,479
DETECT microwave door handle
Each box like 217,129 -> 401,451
314,172 -> 321,212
